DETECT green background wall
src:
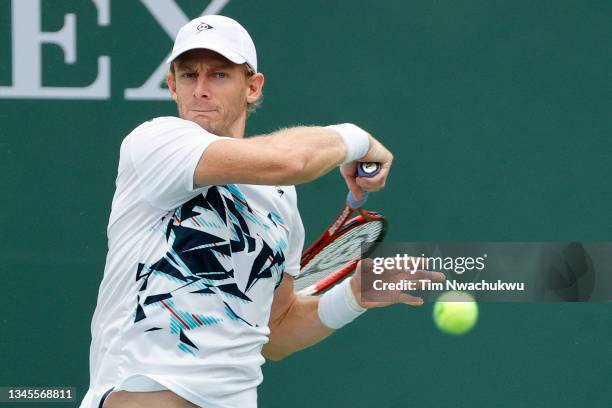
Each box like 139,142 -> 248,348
1,1 -> 611,406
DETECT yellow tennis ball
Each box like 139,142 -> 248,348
433,291 -> 478,335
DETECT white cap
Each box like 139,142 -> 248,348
166,15 -> 257,72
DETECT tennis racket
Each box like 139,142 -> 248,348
294,162 -> 388,295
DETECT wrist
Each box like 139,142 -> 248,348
317,277 -> 367,330
326,123 -> 370,164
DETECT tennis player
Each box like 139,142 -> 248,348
81,15 -> 440,408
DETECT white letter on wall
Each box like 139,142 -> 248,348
0,0 -> 111,99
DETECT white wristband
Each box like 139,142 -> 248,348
327,123 -> 370,164
318,277 -> 367,330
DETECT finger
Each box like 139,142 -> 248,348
340,162 -> 357,179
413,271 -> 446,282
397,270 -> 446,282
388,256 -> 427,270
356,176 -> 386,192
357,259 -> 369,270
398,292 -> 424,306
347,178 -> 363,201
341,168 -> 363,201
355,168 -> 389,190
358,165 -> 388,181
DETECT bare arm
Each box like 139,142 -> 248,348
262,273 -> 335,361
195,127 -> 347,187
194,126 -> 393,188
262,263 -> 447,361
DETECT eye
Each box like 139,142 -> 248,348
181,72 -> 197,79
213,72 -> 227,79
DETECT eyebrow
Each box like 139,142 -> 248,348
176,60 -> 234,71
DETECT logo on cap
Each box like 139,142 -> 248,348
196,22 -> 213,32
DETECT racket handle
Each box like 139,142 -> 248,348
347,162 -> 380,208
357,162 -> 381,177
347,191 -> 369,208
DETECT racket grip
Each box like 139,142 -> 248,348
347,162 -> 380,208
357,162 -> 381,177
347,191 -> 369,208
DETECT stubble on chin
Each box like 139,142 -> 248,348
177,107 -> 213,133
193,117 -> 226,136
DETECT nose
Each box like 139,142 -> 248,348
193,76 -> 211,99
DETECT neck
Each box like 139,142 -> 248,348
225,114 -> 247,138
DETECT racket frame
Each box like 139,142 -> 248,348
297,210 -> 387,295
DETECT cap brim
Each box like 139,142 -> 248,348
166,40 -> 248,66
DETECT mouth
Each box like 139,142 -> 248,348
190,108 -> 217,113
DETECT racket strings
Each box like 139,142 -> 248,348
294,220 -> 385,292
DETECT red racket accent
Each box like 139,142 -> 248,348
295,210 -> 387,295
297,260 -> 359,296
295,162 -> 387,295
301,210 -> 383,266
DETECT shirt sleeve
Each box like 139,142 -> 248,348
127,117 -> 224,210
283,188 -> 305,277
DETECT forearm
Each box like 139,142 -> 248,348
264,277 -> 367,361
195,125 -> 370,187
263,294 -> 335,361
263,126 -> 348,183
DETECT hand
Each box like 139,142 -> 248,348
349,259 -> 446,309
340,134 -> 393,201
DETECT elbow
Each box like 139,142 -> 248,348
265,353 -> 286,362
264,349 -> 293,362
285,157 -> 309,185
262,341 -> 294,362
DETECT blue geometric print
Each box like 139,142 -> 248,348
133,185 -> 287,355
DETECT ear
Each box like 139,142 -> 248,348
246,72 -> 265,104
166,71 -> 178,102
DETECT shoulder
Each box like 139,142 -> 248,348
121,116 -> 217,150
130,116 -> 206,137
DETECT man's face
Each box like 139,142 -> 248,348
167,49 -> 263,137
